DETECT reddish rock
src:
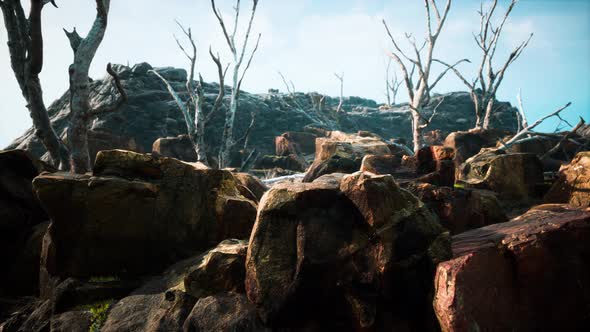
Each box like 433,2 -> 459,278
433,204 -> 590,331
255,154 -> 307,172
403,182 -> 508,234
545,151 -> 590,207
275,131 -> 318,156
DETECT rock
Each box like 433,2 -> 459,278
183,293 -> 268,332
303,132 -> 395,182
102,240 -> 248,332
444,129 -> 510,167
457,150 -> 544,200
433,204 -> 590,331
33,150 -> 257,283
49,311 -> 92,332
545,151 -> 590,207
152,135 -> 198,162
184,239 -> 248,299
0,150 -> 52,296
403,182 -> 508,234
7,65 -> 517,167
232,173 -> 268,203
245,172 -> 451,330
359,154 -> 402,175
275,131 -> 317,156
255,155 -> 306,172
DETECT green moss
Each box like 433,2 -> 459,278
84,299 -> 114,332
453,182 -> 465,189
89,276 -> 119,283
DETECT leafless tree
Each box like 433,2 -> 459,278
63,0 -> 126,174
437,0 -> 532,129
211,0 -> 261,168
385,58 -> 402,106
383,0 -> 468,153
151,22 -> 228,165
0,0 -> 69,168
334,72 -> 344,113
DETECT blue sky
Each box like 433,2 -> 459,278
1,0 -> 589,146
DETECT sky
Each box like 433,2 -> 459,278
1,0 -> 589,146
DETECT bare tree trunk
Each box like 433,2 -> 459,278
212,0 -> 261,168
482,98 -> 494,129
65,0 -> 126,173
1,0 -> 69,168
411,109 -> 423,153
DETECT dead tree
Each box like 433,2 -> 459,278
334,72 -> 344,113
437,0 -> 532,129
383,0 -> 468,153
385,58 -> 402,106
211,0 -> 261,168
151,22 -> 227,165
0,0 -> 69,168
64,0 -> 126,173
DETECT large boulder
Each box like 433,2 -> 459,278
444,129 -> 509,167
152,135 -> 198,162
254,154 -> 307,172
33,150 -> 257,283
102,240 -> 248,332
0,150 -> 53,296
545,151 -> 590,207
403,182 -> 508,234
275,131 -> 317,156
183,293 -> 268,332
457,150 -> 544,200
245,172 -> 451,330
303,132 -> 396,182
433,204 -> 590,331
232,172 -> 268,203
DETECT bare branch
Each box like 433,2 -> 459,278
237,33 -> 261,93
236,0 -> 260,68
87,63 -> 127,117
428,58 -> 470,93
150,69 -> 194,135
516,89 -> 528,128
206,46 -> 228,124
541,117 -> 586,160
503,102 -> 573,148
211,0 -> 236,53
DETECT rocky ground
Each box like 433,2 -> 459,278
1,63 -> 590,331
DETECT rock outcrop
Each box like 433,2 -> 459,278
433,204 -> 590,331
33,150 -> 257,287
457,150 -> 544,200
403,182 -> 508,234
545,151 -> 590,207
245,172 -> 451,330
303,132 -> 399,182
6,63 -> 518,165
444,129 -> 510,167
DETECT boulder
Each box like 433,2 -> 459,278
254,155 -> 306,172
433,204 -> 590,331
33,150 -> 257,283
275,131 -> 317,156
152,135 -> 198,162
50,311 -> 92,332
444,129 -> 509,167
232,173 -> 268,203
303,132 -> 395,182
457,150 -> 544,200
545,151 -> 590,207
0,150 -> 52,296
245,172 -> 451,330
359,154 -> 402,175
183,293 -> 268,332
101,240 -> 248,332
403,182 -> 508,234
184,239 -> 248,299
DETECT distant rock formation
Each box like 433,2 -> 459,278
6,62 -> 518,164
